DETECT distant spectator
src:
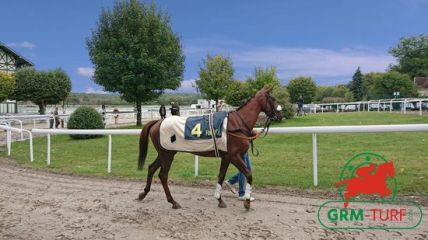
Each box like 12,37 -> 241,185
101,105 -> 107,126
217,100 -> 225,112
54,107 -> 60,128
170,102 -> 180,116
297,96 -> 305,116
112,107 -> 119,124
159,104 -> 166,119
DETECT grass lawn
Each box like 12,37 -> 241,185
2,112 -> 428,196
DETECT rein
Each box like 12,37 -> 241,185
228,113 -> 273,156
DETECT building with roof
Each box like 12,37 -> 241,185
0,42 -> 34,114
0,42 -> 33,73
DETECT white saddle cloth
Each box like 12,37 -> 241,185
159,116 -> 228,152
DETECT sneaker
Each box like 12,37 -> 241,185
238,196 -> 255,201
224,181 -> 237,194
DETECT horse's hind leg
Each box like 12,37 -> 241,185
159,153 -> 181,209
214,157 -> 230,208
138,156 -> 161,201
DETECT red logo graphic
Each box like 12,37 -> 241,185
336,162 -> 395,208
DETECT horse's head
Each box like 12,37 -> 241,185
257,87 -> 283,121
377,161 -> 395,178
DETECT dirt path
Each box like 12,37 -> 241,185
0,160 -> 426,240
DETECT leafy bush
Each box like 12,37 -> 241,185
67,106 -> 104,139
0,72 -> 15,102
272,86 -> 295,119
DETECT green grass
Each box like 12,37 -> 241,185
2,112 -> 428,196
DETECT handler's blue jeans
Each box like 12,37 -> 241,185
228,152 -> 252,197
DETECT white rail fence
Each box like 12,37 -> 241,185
0,124 -> 33,162
307,97 -> 428,115
0,124 -> 419,186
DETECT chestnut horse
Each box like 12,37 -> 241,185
137,87 -> 282,209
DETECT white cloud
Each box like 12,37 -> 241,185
167,79 -> 198,93
85,87 -> 107,94
6,41 -> 36,49
233,46 -> 394,79
77,67 -> 95,78
184,38 -> 395,85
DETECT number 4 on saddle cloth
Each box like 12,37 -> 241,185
159,112 -> 228,153
184,111 -> 227,140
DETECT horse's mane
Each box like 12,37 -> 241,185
236,94 -> 256,111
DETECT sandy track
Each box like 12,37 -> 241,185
0,160 -> 426,240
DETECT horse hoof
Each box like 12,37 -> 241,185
218,200 -> 227,208
244,199 -> 251,210
172,202 -> 182,209
138,192 -> 147,201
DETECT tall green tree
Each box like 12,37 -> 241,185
87,0 -> 185,125
196,54 -> 234,111
349,67 -> 364,101
286,76 -> 317,103
272,86 -> 294,119
0,72 -> 15,102
389,34 -> 428,79
316,85 -> 354,103
224,80 -> 250,107
14,67 -> 71,114
363,71 -> 418,99
246,66 -> 281,95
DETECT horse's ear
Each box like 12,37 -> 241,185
264,86 -> 274,93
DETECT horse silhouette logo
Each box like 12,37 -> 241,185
336,161 -> 395,208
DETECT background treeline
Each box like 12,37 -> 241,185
64,93 -> 201,106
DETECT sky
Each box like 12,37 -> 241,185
2,0 -> 428,93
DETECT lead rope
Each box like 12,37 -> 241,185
250,116 -> 272,156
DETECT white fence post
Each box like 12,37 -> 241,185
108,135 -> 112,173
312,133 -> 318,187
29,133 -> 33,162
378,100 -> 380,112
404,99 -> 407,114
195,155 -> 199,176
6,129 -> 11,156
47,134 -> 51,165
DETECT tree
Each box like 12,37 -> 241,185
0,72 -> 15,102
196,54 -> 234,111
349,67 -> 364,101
224,80 -> 250,106
389,34 -> 428,79
363,71 -> 418,99
14,67 -> 71,114
272,86 -> 294,119
286,76 -> 317,103
315,85 -> 354,103
246,66 -> 281,95
87,0 -> 184,125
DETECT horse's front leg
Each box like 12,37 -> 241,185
214,156 -> 230,208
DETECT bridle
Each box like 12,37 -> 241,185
228,92 -> 281,155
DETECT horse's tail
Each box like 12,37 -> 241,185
138,120 -> 158,170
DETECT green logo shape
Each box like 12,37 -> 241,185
338,152 -> 397,203
317,200 -> 423,230
317,152 -> 424,230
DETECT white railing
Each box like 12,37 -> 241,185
1,119 -> 24,140
0,124 -> 33,162
27,124 -> 428,187
31,129 -> 141,173
0,114 -> 69,129
312,97 -> 428,115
